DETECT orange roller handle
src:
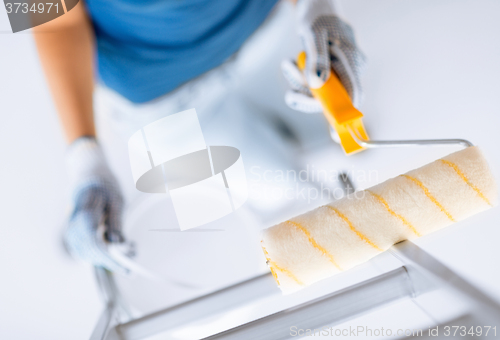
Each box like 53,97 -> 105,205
297,51 -> 369,155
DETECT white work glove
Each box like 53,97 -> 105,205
282,0 -> 367,113
63,136 -> 128,273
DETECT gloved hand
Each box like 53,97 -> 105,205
63,136 -> 128,273
282,0 -> 367,113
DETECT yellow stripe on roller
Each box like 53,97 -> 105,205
285,220 -> 342,270
260,243 -> 280,285
261,242 -> 303,286
439,159 -> 492,206
324,206 -> 383,251
268,260 -> 304,286
367,190 -> 422,237
401,174 -> 456,222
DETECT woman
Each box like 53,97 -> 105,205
34,0 -> 365,272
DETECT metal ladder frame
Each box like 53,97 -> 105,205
90,239 -> 500,340
90,138 -> 500,339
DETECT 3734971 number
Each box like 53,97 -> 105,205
5,2 -> 59,14
443,326 -> 496,337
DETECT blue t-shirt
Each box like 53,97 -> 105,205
85,0 -> 278,103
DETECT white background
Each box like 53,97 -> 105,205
1,0 -> 500,339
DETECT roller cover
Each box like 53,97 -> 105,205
261,147 -> 497,293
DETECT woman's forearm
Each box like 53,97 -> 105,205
33,2 -> 95,143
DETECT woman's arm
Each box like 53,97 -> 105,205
34,3 -> 129,272
33,2 -> 95,143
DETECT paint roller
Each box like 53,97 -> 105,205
261,54 -> 498,294
262,146 -> 497,293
